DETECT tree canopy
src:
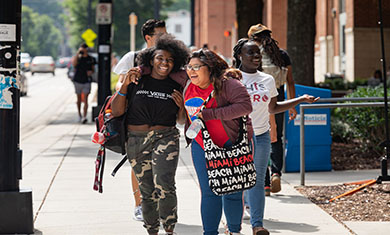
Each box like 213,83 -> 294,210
21,6 -> 62,59
63,0 -> 186,56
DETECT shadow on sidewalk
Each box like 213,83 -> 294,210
265,194 -> 312,204
174,223 -> 203,234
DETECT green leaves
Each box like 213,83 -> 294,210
63,0 -> 178,56
332,85 -> 389,155
21,6 -> 62,59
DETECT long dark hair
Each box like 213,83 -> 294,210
252,31 -> 284,68
190,49 -> 241,97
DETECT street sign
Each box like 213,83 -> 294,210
96,3 -> 112,25
81,29 -> 97,48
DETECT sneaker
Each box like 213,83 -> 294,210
264,186 -> 271,196
133,205 -> 143,221
243,207 -> 251,220
81,117 -> 88,124
271,173 -> 281,193
252,227 -> 269,235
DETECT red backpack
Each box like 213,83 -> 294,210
92,82 -> 139,193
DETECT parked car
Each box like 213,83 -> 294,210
20,52 -> 31,71
19,70 -> 28,96
56,57 -> 72,68
30,56 -> 56,76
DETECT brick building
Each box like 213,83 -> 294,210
193,0 -> 390,82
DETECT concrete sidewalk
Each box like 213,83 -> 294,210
19,89 -> 389,235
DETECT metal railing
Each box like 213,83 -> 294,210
299,97 -> 386,185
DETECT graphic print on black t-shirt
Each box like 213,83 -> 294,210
127,75 -> 181,126
135,89 -> 173,100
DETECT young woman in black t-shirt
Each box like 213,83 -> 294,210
111,34 -> 189,235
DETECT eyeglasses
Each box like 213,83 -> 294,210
150,32 -> 165,37
186,64 -> 206,71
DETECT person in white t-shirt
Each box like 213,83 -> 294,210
233,38 -> 318,235
112,19 -> 167,222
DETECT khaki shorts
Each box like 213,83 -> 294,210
73,82 -> 91,95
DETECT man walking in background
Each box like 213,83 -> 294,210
72,43 -> 95,124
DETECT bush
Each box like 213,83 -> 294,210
332,85 -> 389,155
111,72 -> 119,93
317,77 -> 368,90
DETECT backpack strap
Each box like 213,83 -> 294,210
182,79 -> 191,98
111,154 -> 128,177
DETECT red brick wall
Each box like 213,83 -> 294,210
266,0 -> 287,49
194,0 -> 236,58
333,0 -> 340,56
354,0 -> 390,28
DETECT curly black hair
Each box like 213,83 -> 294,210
137,34 -> 190,73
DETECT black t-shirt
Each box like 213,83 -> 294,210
126,75 -> 181,126
73,55 -> 95,83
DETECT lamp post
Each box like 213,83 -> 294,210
0,0 -> 34,233
377,0 -> 390,183
92,0 -> 113,119
154,0 -> 160,19
129,12 -> 137,51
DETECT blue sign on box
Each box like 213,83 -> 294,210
284,85 -> 332,172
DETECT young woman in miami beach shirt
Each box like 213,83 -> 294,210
184,49 -> 252,235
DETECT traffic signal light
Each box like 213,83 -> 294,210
224,30 -> 231,37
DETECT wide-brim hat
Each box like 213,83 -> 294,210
247,24 -> 272,37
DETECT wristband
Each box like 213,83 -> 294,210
117,91 -> 127,97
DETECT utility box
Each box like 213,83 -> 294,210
284,85 -> 332,172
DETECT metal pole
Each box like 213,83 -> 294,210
130,13 -> 136,51
87,0 -> 92,28
130,24 -> 135,51
300,106 -> 305,186
378,0 -> 390,182
92,0 -> 113,120
299,101 -> 390,186
154,0 -> 160,19
0,0 -> 33,233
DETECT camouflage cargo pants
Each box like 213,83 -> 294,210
126,127 -> 180,234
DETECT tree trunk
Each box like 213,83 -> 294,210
236,0 -> 264,39
287,0 -> 316,86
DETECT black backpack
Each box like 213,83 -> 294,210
93,82 -> 139,193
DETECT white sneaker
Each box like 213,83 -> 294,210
243,207 -> 250,220
133,205 -> 143,221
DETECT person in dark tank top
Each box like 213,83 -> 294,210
111,34 -> 189,235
